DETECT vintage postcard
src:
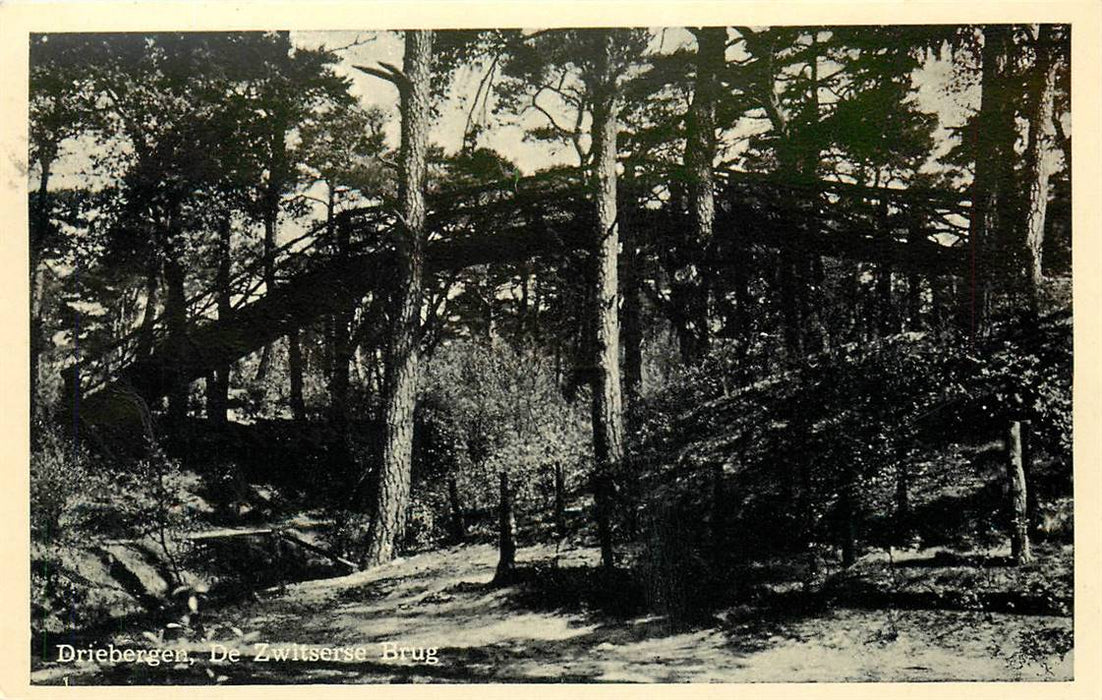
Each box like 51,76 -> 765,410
1,1 -> 1100,697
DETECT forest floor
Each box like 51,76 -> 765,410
31,539 -> 1073,684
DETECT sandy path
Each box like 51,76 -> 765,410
32,543 -> 1072,684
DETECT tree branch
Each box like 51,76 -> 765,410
353,63 -> 410,93
328,33 -> 376,54
529,88 -> 578,140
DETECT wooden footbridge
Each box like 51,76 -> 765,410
65,168 -> 970,418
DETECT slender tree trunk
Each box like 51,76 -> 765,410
877,263 -> 895,336
1022,24 -> 1060,316
779,251 -> 804,358
30,262 -> 44,425
801,253 -> 827,352
967,25 -> 1015,341
327,186 -> 356,431
519,260 -> 530,336
256,119 -> 288,383
731,254 -> 753,373
447,476 -> 467,543
494,471 -> 517,583
840,477 -> 858,568
553,461 -> 567,537
254,209 -> 277,382
1021,419 -> 1039,530
1007,421 -> 1034,564
163,241 -> 189,449
709,462 -> 726,567
30,151 -> 54,425
208,217 -> 232,423
531,264 -> 543,343
136,260 -> 160,359
329,315 -> 353,428
793,33 -> 826,355
620,188 -> 643,412
895,460 -> 911,541
931,275 -> 953,338
483,285 -> 494,342
589,32 -> 626,570
904,220 -> 924,331
362,30 -> 433,567
672,27 -> 726,366
288,330 -> 306,421
906,273 -> 922,331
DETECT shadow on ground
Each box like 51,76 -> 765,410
31,542 -> 1072,685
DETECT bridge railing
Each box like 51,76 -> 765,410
68,205 -> 395,398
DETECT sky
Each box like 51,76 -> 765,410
292,30 -> 579,175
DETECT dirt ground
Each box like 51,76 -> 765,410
32,542 -> 1072,685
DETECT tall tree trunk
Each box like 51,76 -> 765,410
784,32 -> 828,359
207,217 -> 232,424
1021,419 -> 1039,530
932,275 -> 954,338
672,27 -> 726,365
255,119 -> 288,383
327,185 -> 355,430
589,32 -> 626,570
731,253 -> 753,373
254,209 -> 278,382
967,25 -> 1016,341
30,149 -> 54,426
800,253 -> 827,352
904,219 -> 924,330
362,30 -> 433,568
794,32 -> 826,355
530,263 -> 543,343
163,242 -> 189,450
1021,24 -> 1060,316
482,284 -> 494,342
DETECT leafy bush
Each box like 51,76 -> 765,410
412,340 -> 592,546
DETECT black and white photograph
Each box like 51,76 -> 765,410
13,7 -> 1095,688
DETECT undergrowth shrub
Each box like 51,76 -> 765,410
31,426 -> 199,635
628,316 -> 1072,612
411,340 -> 591,548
